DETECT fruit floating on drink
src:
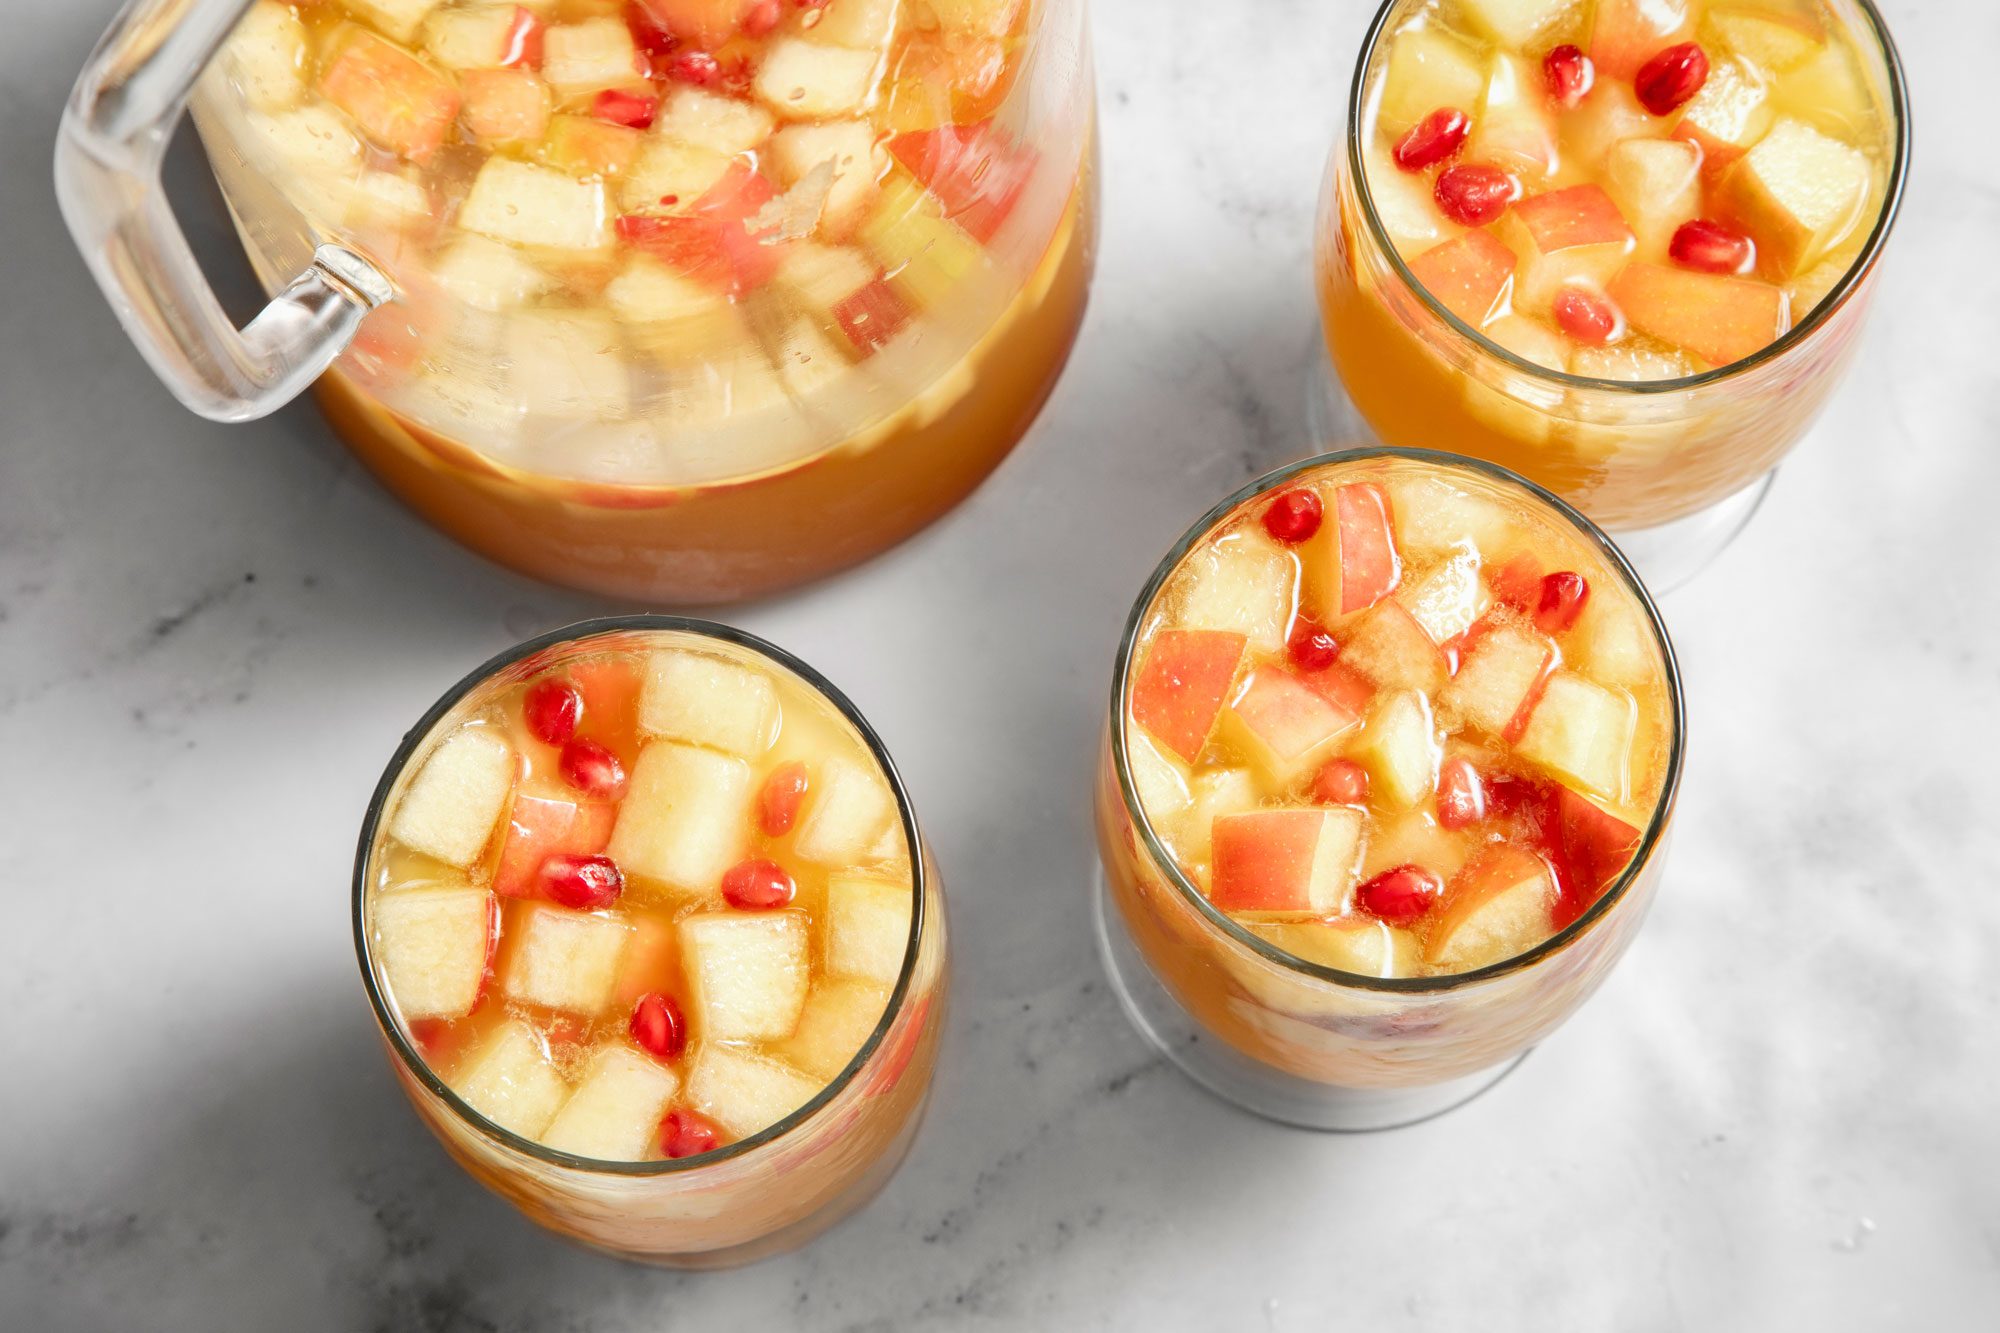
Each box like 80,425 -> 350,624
198,0 -> 1095,600
357,621 -> 945,1265
1317,0 -> 1906,529
1096,451 -> 1682,1123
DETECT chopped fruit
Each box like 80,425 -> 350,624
320,28 -> 461,164
560,738 -> 628,799
636,0 -> 754,50
542,18 -> 644,99
1434,164 -> 1519,227
449,1020 -> 567,1139
1378,24 -> 1485,135
374,885 -> 496,1020
433,232 -> 549,309
1541,44 -> 1592,108
541,853 -> 625,910
541,1046 -> 682,1160
783,979 -> 891,1080
1397,550 -> 1486,645
1553,287 -> 1618,344
679,910 -> 810,1040
758,762 -> 810,837
1424,844 -> 1556,969
1405,229 -> 1517,327
389,728 -> 517,868
1312,758 -> 1371,807
1670,218 -> 1756,274
1286,619 -> 1341,672
1351,689 -> 1439,810
1487,550 -> 1542,611
1441,620 -> 1553,737
687,1045 -> 820,1139
804,0 -> 898,48
1575,591 -> 1658,685
1549,786 -> 1645,922
1604,136 -> 1702,259
1470,53 -> 1558,180
832,281 -> 911,353
1515,671 -> 1636,799
1673,57 -> 1773,171
755,37 -> 880,119
1221,665 -> 1366,784
458,157 -> 610,251
1455,0 -> 1573,51
1127,731 -> 1192,827
887,121 -> 1034,243
1392,108 -> 1472,171
858,175 -> 986,307
1388,474 -> 1512,555
793,754 -> 896,866
607,742 -> 756,892
1329,483 -> 1401,615
654,85 -> 777,156
422,5 -> 543,70
1210,808 -> 1365,916
638,648 -> 778,756
347,0 -> 441,44
1535,571 -> 1591,632
494,794 -> 616,897
525,678 -> 584,746
770,120 -> 884,230
1608,261 -> 1790,367
224,3 -> 310,111
1340,601 -> 1446,695
1262,488 -> 1325,545
592,89 -> 658,128
542,114 -> 646,177
1709,5 -> 1826,74
1355,864 -> 1443,926
1436,756 -> 1485,829
1247,917 -> 1418,978
1590,0 -> 1697,81
505,904 -> 633,1014
659,1108 -> 722,1158
1170,532 -> 1296,655
629,992 -> 688,1062
1169,767 -> 1258,866
1497,183 -> 1634,315
721,857 -> 798,910
825,876 -> 913,984
1715,117 -> 1872,278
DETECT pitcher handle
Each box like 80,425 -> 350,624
53,0 -> 392,423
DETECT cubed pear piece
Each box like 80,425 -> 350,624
1515,672 -> 1636,799
1468,53 -> 1559,181
1496,184 -> 1635,315
927,0 -> 1024,35
608,743 -> 756,892
541,18 -> 643,98
1574,595 -> 1656,685
344,171 -> 432,228
1569,339 -> 1696,381
349,0 -> 441,43
460,67 -> 552,144
768,121 -> 885,229
1362,808 -> 1470,882
1716,118 -> 1872,278
793,754 -> 896,866
1397,551 -> 1488,645
375,885 -> 494,1020
1674,57 -> 1774,173
680,911 -> 810,1041
1341,601 -> 1448,694
1350,690 -> 1439,811
541,1046 -> 681,1160
687,1045 -> 821,1139
1125,729 -> 1192,826
1608,262 -> 1790,367
1771,44 -> 1877,140
1249,915 -> 1419,977
459,158 -> 610,251
764,315 -> 853,399
826,875 -> 913,984
248,106 -> 362,178
1442,621 -> 1552,736
449,1019 -> 568,1139
1169,767 -> 1259,867
858,175 -> 985,308
603,257 -> 729,325
225,3 -> 308,110
1168,531 -> 1295,655
1604,136 -> 1703,260
636,649 -> 778,756
1452,0 -> 1574,50
771,242 -> 878,313
1221,666 -> 1367,785
1210,808 -> 1365,916
507,311 -> 629,417
1361,141 -> 1459,258
433,235 -> 551,311
619,138 -> 732,212
1559,83 -> 1656,173
423,4 -> 538,70
1788,245 -> 1860,316
1377,25 -> 1485,135
504,904 -> 633,1014
1406,229 -> 1518,328
1385,474 -> 1512,556
802,0 -> 898,47
1589,0 -> 1696,79
1463,313 -> 1568,444
782,979 -> 892,1080
755,38 -> 880,119
390,727 -> 516,867
1708,4 -> 1826,73
656,86 -> 777,157
1425,845 -> 1556,970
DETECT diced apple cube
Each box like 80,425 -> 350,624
507,311 -> 629,416
618,137 -> 733,212
643,0 -> 757,48
1361,141 -> 1458,258
248,106 -> 362,179
1708,4 -> 1826,74
1126,729 -> 1192,826
1590,0 -> 1696,80
225,3 -> 308,111
755,38 -> 880,120
319,28 -> 461,164
1221,666 -> 1367,785
1559,83 -> 1657,173
540,1045 -> 681,1160
1168,767 -> 1259,867
460,67 -> 552,144
1604,136 -> 1703,260
1481,311 -> 1569,373
1350,689 -> 1439,810
793,753 -> 896,865
540,114 -> 645,178
1496,184 -> 1635,315
504,904 -> 633,1013
1210,807 -> 1365,916
1317,482 -> 1402,618
1573,595 -> 1656,685
1377,25 -> 1485,135
1406,229 -> 1518,329
801,0 -> 898,47
1398,550 -> 1488,645
423,4 -> 532,69
1129,628 -> 1251,764
826,875 -> 913,984
1452,0 -> 1573,50
1385,474 -> 1512,556
1462,311 -> 1566,441
541,18 -> 643,99
1469,53 -> 1558,181
390,727 -> 516,867
1248,915 -> 1419,977
768,120 -> 884,230
655,86 -> 778,157
1674,57 -> 1775,173
375,885 -> 493,1020
343,171 -> 433,228
782,979 -> 892,1080
1168,530 -> 1295,655
434,235 -> 551,311
1425,845 -> 1556,970
679,910 -> 810,1041
858,175 -> 986,308
927,0 -> 1024,36
1608,261 -> 1789,367
1569,338 -> 1696,380
459,157 -> 610,250
349,0 -> 441,43
687,1045 -> 821,1139
1787,244 -> 1860,316
771,242 -> 877,314
1716,117 -> 1871,278
1770,44 -> 1876,140
1361,808 -> 1470,882
1340,601 -> 1447,694
604,257 -> 729,326
634,649 -> 778,756
1515,671 -> 1636,799
607,742 -> 756,892
493,792 -> 615,898
1441,621 -> 1552,736
764,316 -> 852,399
449,1019 -> 568,1139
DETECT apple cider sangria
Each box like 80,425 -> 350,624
198,0 -> 1094,601
1096,450 -> 1682,1129
1318,0 -> 1907,529
355,620 -> 945,1265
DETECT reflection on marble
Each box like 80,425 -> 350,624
2,1 -> 1996,1329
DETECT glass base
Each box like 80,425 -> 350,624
1608,469 -> 1775,594
1091,871 -> 1526,1132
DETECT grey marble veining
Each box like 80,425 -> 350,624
2,1 -> 1996,1328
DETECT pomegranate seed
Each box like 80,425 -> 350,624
1669,219 -> 1756,275
1391,108 -> 1471,171
630,993 -> 687,1062
668,50 -> 721,85
1287,619 -> 1341,672
1553,286 -> 1619,345
559,738 -> 627,799
758,761 -> 810,836
722,857 -> 797,910
592,88 -> 658,129
523,677 -> 583,745
1635,42 -> 1709,115
1541,44 -> 1593,108
660,1108 -> 721,1159
1356,864 -> 1443,927
1535,572 -> 1591,633
1437,758 -> 1486,830
1262,487 -> 1324,544
1434,165 -> 1518,227
742,0 -> 783,33
1311,758 -> 1370,806
540,853 -> 625,910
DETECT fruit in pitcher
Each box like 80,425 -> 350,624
320,28 -> 462,164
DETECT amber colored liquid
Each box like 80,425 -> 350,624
319,167 -> 1095,602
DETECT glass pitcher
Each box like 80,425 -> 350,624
56,0 -> 1098,603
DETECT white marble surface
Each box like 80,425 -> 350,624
4,1 -> 1997,1328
